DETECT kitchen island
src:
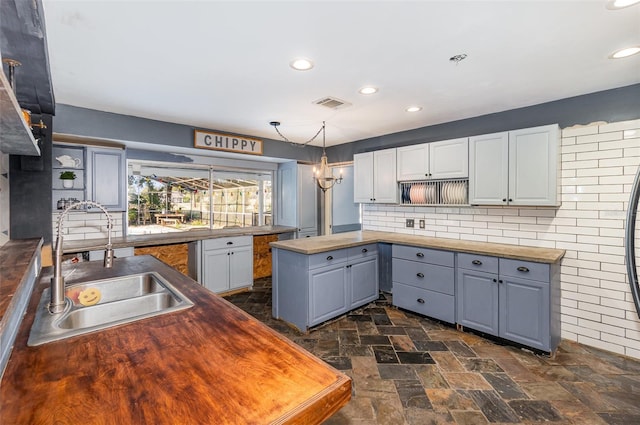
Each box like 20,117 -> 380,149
0,255 -> 351,424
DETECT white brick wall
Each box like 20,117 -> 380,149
51,211 -> 125,241
363,118 -> 640,360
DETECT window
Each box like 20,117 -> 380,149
127,161 -> 272,235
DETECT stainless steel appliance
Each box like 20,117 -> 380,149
625,164 -> 640,319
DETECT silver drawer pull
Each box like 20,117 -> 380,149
517,266 -> 530,272
417,272 -> 424,278
362,248 -> 368,253
327,255 -> 333,261
472,260 -> 482,265
417,298 -> 425,304
416,252 -> 424,258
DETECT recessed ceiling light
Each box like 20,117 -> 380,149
289,57 -> 314,71
406,106 -> 422,112
606,0 -> 640,10
609,46 -> 640,59
359,86 -> 378,95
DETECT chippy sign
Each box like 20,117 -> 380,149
194,130 -> 263,155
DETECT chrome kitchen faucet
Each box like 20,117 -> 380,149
50,200 -> 114,314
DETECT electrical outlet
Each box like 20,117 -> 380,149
419,219 -> 425,229
406,219 -> 414,228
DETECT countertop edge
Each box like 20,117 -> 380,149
62,225 -> 297,253
270,231 -> 565,264
0,238 -> 43,381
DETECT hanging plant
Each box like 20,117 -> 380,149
59,171 -> 76,180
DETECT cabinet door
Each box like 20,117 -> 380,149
508,124 -> 559,206
469,132 -> 509,205
276,161 -> 297,227
202,249 -> 230,293
86,147 -> 126,211
429,138 -> 469,179
353,152 -> 374,202
373,149 -> 397,203
297,164 -> 317,232
499,276 -> 550,351
349,257 -> 378,308
309,264 -> 347,326
397,144 -> 429,181
229,245 -> 253,290
456,268 -> 499,337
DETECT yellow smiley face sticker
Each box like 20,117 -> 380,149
78,288 -> 101,306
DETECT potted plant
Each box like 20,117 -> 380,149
60,171 -> 77,189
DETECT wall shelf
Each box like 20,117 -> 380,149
0,70 -> 40,156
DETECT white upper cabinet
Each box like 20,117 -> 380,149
354,148 -> 397,203
397,138 -> 468,181
469,124 -> 559,206
396,144 -> 429,181
429,138 -> 469,179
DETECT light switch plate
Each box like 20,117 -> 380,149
406,219 -> 414,228
419,219 -> 425,229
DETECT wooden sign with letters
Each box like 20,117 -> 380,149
194,130 -> 263,155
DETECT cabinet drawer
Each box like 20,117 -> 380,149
392,258 -> 454,295
392,245 -> 454,267
499,259 -> 549,282
393,282 -> 455,323
202,236 -> 252,250
348,244 -> 378,261
457,253 -> 499,273
309,249 -> 348,269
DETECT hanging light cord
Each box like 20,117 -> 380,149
270,121 -> 325,147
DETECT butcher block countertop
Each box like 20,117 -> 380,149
62,225 -> 297,253
0,255 -> 351,424
271,230 -> 565,264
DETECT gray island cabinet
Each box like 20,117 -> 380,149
272,243 -> 378,332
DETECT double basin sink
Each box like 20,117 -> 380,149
28,272 -> 194,346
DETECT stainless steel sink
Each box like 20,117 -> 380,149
28,272 -> 194,346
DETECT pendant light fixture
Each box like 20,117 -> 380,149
314,121 -> 343,192
269,120 -> 343,192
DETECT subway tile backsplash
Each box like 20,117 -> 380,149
363,118 -> 640,359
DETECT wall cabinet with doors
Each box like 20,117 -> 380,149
272,243 -> 379,331
189,235 -> 253,294
396,138 -> 469,181
276,161 -> 318,238
469,124 -> 559,206
353,148 -> 397,203
456,253 -> 560,352
391,245 -> 456,323
52,144 -> 126,212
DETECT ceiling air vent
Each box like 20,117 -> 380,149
313,96 -> 351,110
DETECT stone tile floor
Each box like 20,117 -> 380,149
224,279 -> 640,425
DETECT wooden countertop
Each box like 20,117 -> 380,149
0,256 -> 351,424
62,225 -> 297,253
270,230 -> 565,264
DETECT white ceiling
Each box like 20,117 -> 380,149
42,0 -> 640,147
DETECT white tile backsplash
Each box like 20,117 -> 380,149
363,118 -> 640,360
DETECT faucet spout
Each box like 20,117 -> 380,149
49,201 -> 115,314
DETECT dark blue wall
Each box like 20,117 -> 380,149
54,104 -> 323,163
327,83 -> 640,162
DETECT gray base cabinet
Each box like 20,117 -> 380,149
456,253 -> 559,352
273,244 -> 379,331
392,245 -> 456,323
